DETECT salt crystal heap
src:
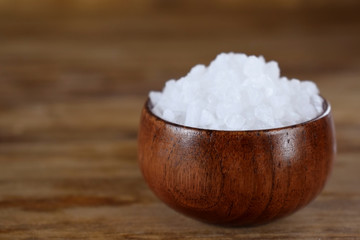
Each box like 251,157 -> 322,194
149,53 -> 323,130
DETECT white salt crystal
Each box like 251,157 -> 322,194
302,81 -> 319,95
149,52 -> 323,130
225,114 -> 246,130
199,109 -> 215,127
152,105 -> 162,117
244,56 -> 264,77
264,61 -> 280,80
149,91 -> 162,105
312,95 -> 324,114
246,87 -> 263,105
163,109 -> 175,122
163,79 -> 177,96
185,103 -> 201,127
254,105 -> 275,128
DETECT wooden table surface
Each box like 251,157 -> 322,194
0,1 -> 359,239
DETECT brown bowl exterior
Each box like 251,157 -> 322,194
138,99 -> 335,226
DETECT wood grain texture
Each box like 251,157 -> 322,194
0,0 -> 359,239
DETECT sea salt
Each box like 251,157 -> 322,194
149,53 -> 323,130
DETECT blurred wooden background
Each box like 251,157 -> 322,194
0,0 -> 359,239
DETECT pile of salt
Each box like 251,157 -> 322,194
149,53 -> 323,130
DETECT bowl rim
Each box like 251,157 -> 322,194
144,96 -> 331,133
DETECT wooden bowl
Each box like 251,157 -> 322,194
138,98 -> 336,226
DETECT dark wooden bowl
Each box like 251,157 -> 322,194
138,98 -> 336,226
